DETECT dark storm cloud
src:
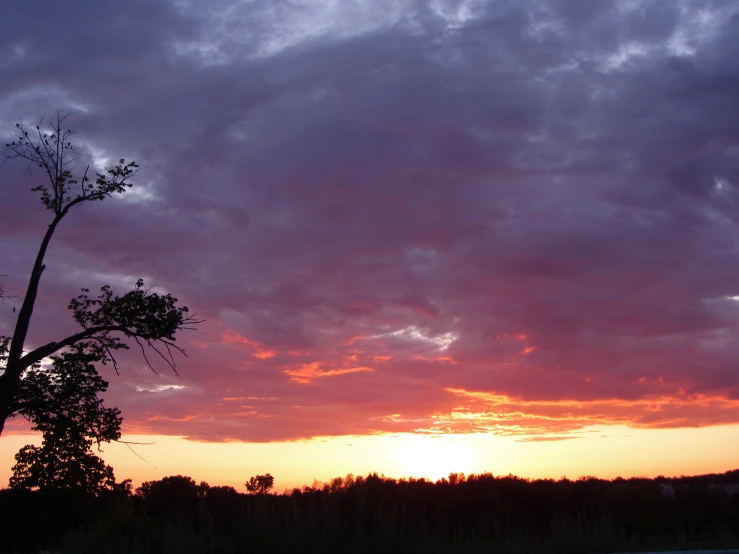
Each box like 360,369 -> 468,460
3,0 -> 739,441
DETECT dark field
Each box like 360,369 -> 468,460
2,470 -> 739,554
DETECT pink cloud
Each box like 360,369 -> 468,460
283,362 -> 374,384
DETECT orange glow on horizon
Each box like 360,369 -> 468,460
2,425 -> 738,492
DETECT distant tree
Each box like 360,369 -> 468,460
0,112 -> 200,435
447,472 -> 466,485
245,473 -> 274,495
7,346 -> 130,495
204,485 -> 241,533
206,485 -> 238,499
197,480 -> 211,498
136,475 -> 200,520
136,475 -> 201,500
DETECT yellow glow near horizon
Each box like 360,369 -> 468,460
1,424 -> 738,491
393,434 -> 479,481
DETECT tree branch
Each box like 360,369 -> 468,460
18,324 -> 130,371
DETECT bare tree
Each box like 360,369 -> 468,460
0,112 -> 200,435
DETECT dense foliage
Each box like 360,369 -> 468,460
1,470 -> 738,553
246,473 -> 275,495
7,347 -> 130,495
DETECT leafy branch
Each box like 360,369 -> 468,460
3,111 -> 138,215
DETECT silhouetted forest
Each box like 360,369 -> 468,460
3,469 -> 739,554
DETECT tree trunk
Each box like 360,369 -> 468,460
0,215 -> 62,435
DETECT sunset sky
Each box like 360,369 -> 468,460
2,0 -> 739,491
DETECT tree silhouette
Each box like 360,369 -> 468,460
136,475 -> 201,521
0,112 -> 200,434
8,347 -> 130,495
245,473 -> 275,495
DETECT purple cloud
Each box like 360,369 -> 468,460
2,0 -> 739,442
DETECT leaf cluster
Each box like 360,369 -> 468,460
70,279 -> 189,339
245,473 -> 275,495
67,279 -> 200,375
11,347 -> 122,445
8,435 -> 124,496
0,335 -> 9,366
8,347 -> 129,495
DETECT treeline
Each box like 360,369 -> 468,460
2,470 -> 739,554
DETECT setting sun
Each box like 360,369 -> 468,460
394,434 -> 479,481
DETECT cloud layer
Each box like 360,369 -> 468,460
2,0 -> 739,441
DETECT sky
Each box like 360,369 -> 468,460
1,0 -> 739,490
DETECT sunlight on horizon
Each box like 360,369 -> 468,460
393,434 -> 480,481
2,424 -> 738,492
